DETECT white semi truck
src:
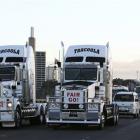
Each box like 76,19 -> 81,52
0,45 -> 46,127
46,44 -> 119,129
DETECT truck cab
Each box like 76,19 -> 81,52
0,45 -> 46,128
46,44 -> 119,129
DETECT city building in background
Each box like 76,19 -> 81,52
46,65 -> 56,81
46,65 -> 61,82
35,51 -> 46,98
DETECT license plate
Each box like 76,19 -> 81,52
69,112 -> 77,117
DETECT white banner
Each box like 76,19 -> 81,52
64,90 -> 84,103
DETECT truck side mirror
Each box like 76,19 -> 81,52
12,85 -> 16,90
17,81 -> 20,85
57,61 -> 61,68
55,59 -> 61,68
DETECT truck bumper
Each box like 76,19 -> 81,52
46,111 -> 101,125
0,110 -> 14,122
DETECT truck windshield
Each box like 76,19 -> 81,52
65,68 -> 97,80
0,67 -> 15,81
114,94 -> 134,102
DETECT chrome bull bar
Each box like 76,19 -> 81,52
46,96 -> 101,123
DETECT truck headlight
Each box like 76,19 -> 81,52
63,104 -> 68,109
7,102 -> 12,108
79,104 -> 84,109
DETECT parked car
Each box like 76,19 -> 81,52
112,86 -> 129,98
113,92 -> 140,118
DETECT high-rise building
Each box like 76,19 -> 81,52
35,51 -> 46,98
28,27 -> 35,52
46,66 -> 55,80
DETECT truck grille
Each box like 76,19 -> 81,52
68,104 -> 79,109
62,104 -> 85,110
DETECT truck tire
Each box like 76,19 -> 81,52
45,105 -> 47,123
109,106 -> 119,126
109,115 -> 116,126
133,112 -> 139,118
98,114 -> 105,130
137,110 -> 140,118
14,108 -> 21,128
136,109 -> 139,118
115,113 -> 119,125
115,106 -> 119,125
30,110 -> 46,125
133,114 -> 137,118
133,109 -> 139,118
39,111 -> 46,124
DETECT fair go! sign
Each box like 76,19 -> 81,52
64,90 -> 83,103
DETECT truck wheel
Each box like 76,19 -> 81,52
110,105 -> 119,126
39,112 -> 46,124
137,111 -> 139,118
98,115 -> 105,130
115,106 -> 119,125
32,109 -> 46,125
110,115 -> 116,126
15,109 -> 21,128
45,105 -> 47,123
30,114 -> 45,125
115,113 -> 119,125
133,113 -> 138,118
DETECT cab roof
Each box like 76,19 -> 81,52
116,91 -> 138,96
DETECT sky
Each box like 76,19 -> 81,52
0,0 -> 140,79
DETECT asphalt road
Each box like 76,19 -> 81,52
0,116 -> 140,140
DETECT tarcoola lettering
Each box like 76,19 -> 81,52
74,48 -> 100,54
0,49 -> 20,55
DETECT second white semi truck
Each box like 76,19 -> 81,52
46,44 -> 119,129
0,45 -> 46,127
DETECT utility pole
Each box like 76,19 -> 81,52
136,70 -> 139,80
